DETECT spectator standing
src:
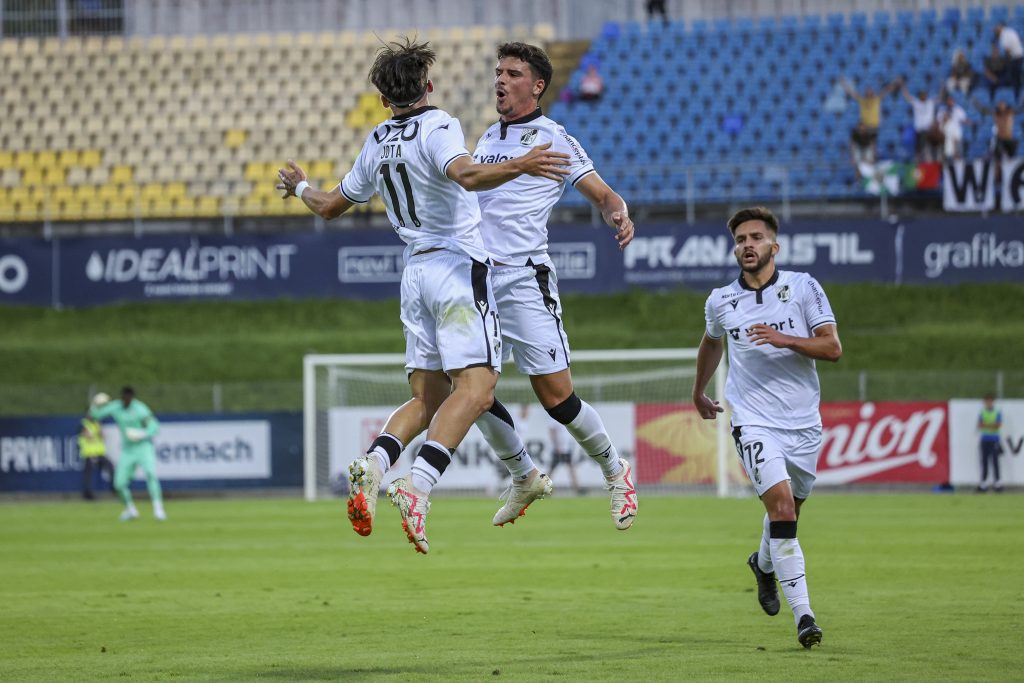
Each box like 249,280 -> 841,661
946,50 -> 975,96
938,94 -> 972,161
977,394 -> 1003,493
900,82 -> 942,162
995,23 -> 1023,101
78,414 -> 113,500
971,96 -> 1024,162
840,77 -> 900,165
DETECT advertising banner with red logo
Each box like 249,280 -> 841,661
817,402 -> 949,485
633,401 -> 949,488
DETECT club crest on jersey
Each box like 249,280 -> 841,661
777,285 -> 792,303
520,128 -> 539,146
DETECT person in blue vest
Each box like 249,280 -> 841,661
977,394 -> 1003,493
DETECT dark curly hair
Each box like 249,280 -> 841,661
496,42 -> 553,99
727,206 -> 779,235
368,37 -> 436,107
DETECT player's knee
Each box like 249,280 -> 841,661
768,499 -> 797,521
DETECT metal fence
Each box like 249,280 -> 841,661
4,369 -> 1020,417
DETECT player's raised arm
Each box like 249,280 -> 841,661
445,142 -> 570,191
276,160 -> 354,220
575,173 -> 634,249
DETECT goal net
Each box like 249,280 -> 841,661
303,349 -> 744,501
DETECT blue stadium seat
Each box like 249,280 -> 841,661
990,6 -> 1009,23
872,10 -> 890,26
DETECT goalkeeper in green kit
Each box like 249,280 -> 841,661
90,386 -> 166,521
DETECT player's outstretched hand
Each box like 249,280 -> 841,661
610,211 -> 634,249
693,393 -> 724,420
518,142 -> 571,182
276,160 -> 307,198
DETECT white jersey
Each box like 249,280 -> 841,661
473,109 -> 595,265
704,270 -> 837,430
341,107 -> 488,263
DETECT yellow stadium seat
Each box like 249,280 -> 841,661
109,166 -> 133,185
42,167 -> 66,186
195,197 -> 220,217
14,151 -> 35,169
0,150 -> 13,168
79,150 -> 102,168
224,129 -> 247,149
21,167 -> 44,186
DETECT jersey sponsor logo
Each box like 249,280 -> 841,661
559,130 -> 587,164
816,402 -> 949,484
520,128 -> 539,145
0,254 -> 29,294
473,153 -> 513,164
777,285 -> 792,302
728,317 -> 797,340
337,246 -> 406,283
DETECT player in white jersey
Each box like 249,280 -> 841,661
691,207 -> 842,649
276,39 -> 570,554
468,43 -> 639,531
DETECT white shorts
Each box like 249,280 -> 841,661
731,424 -> 822,499
400,249 -> 502,374
491,262 -> 570,375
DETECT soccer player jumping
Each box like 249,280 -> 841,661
691,207 -> 842,649
471,43 -> 638,530
276,38 -> 569,554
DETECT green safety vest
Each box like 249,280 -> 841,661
78,419 -> 106,457
979,408 -> 1001,438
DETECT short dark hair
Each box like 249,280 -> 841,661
727,206 -> 780,235
496,42 -> 554,99
368,37 -> 435,107
121,385 -> 135,396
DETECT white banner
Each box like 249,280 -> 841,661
948,399 -> 1024,486
327,403 -> 635,492
104,420 -> 271,480
943,159 -> 995,212
1000,158 -> 1024,212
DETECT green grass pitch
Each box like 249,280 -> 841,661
1,493 -> 1021,681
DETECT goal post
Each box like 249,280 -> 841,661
303,349 -> 738,501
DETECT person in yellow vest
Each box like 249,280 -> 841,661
78,414 -> 114,500
977,394 -> 1004,493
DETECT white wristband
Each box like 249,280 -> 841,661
294,180 -> 310,199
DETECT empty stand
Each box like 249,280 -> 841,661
0,25 -> 553,222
